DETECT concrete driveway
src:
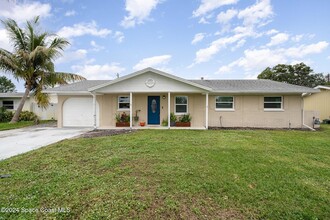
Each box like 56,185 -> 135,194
0,126 -> 90,160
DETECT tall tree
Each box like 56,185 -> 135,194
0,17 -> 85,123
0,76 -> 15,92
257,63 -> 326,88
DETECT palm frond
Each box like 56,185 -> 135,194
1,17 -> 86,110
54,72 -> 86,83
1,18 -> 27,51
0,49 -> 19,73
33,84 -> 50,109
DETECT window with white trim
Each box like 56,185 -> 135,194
175,96 -> 188,114
215,96 -> 234,110
118,96 -> 130,110
264,97 -> 282,109
2,100 -> 14,110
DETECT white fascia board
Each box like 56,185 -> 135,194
88,67 -> 211,92
314,85 -> 330,90
42,91 -> 91,95
209,91 -> 318,95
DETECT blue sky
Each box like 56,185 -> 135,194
0,0 -> 329,91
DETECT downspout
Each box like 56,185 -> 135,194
91,92 -> 97,130
301,95 -> 315,131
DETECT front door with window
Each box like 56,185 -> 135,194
148,96 -> 160,125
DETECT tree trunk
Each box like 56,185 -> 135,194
10,84 -> 31,123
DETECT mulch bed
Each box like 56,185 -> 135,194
208,126 -> 315,131
80,129 -> 136,138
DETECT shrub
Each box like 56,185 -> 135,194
162,119 -> 168,126
180,114 -> 192,123
115,112 -> 130,123
18,111 -> 38,121
0,107 -> 14,122
170,112 -> 177,122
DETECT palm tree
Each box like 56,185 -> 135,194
0,17 -> 85,123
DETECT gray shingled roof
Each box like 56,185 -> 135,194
190,79 -> 318,93
43,79 -> 318,94
45,80 -> 110,92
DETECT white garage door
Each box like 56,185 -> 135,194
63,97 -> 99,127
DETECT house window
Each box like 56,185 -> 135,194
118,96 -> 130,110
2,100 -> 14,110
216,96 -> 234,110
264,97 -> 282,109
175,96 -> 188,114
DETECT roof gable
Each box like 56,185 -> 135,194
89,68 -> 211,93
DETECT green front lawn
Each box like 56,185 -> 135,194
0,126 -> 329,219
0,121 -> 36,131
0,120 -> 56,131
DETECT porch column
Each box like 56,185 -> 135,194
129,92 -> 133,129
92,93 -> 97,130
205,93 -> 209,129
168,92 -> 171,129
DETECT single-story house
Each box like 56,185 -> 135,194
44,67 -> 319,129
304,85 -> 330,121
0,92 -> 57,120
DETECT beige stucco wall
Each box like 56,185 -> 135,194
98,93 -> 205,127
57,93 -> 207,128
57,94 -> 305,129
0,94 -> 57,120
208,95 -> 303,128
304,89 -> 330,120
0,98 -> 31,111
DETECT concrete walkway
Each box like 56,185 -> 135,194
0,126 -> 90,160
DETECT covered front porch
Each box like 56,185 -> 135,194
92,92 -> 209,129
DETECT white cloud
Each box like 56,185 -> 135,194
216,9 -> 237,24
56,49 -> 88,64
133,55 -> 171,70
121,0 -> 163,28
114,31 -> 125,43
193,0 -> 238,17
217,41 -> 329,74
217,65 -> 232,74
237,0 -> 273,27
267,33 -> 289,47
90,41 -> 104,51
291,34 -> 303,42
0,29 -> 11,51
235,48 -> 286,71
57,21 -> 111,39
191,33 -> 206,45
191,0 -> 275,65
0,1 -> 51,23
284,41 -> 329,58
266,29 -> 279,35
65,10 -> 76,16
193,31 -> 254,64
72,63 -> 126,80
231,39 -> 246,51
327,56 -> 330,60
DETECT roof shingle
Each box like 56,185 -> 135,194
190,79 -> 318,93
43,78 -> 318,94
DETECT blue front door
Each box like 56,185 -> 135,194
148,96 -> 160,125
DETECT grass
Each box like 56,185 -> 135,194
0,125 -> 329,219
0,120 -> 55,131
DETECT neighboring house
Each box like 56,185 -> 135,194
304,85 -> 330,121
44,68 -> 319,129
0,93 -> 57,120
